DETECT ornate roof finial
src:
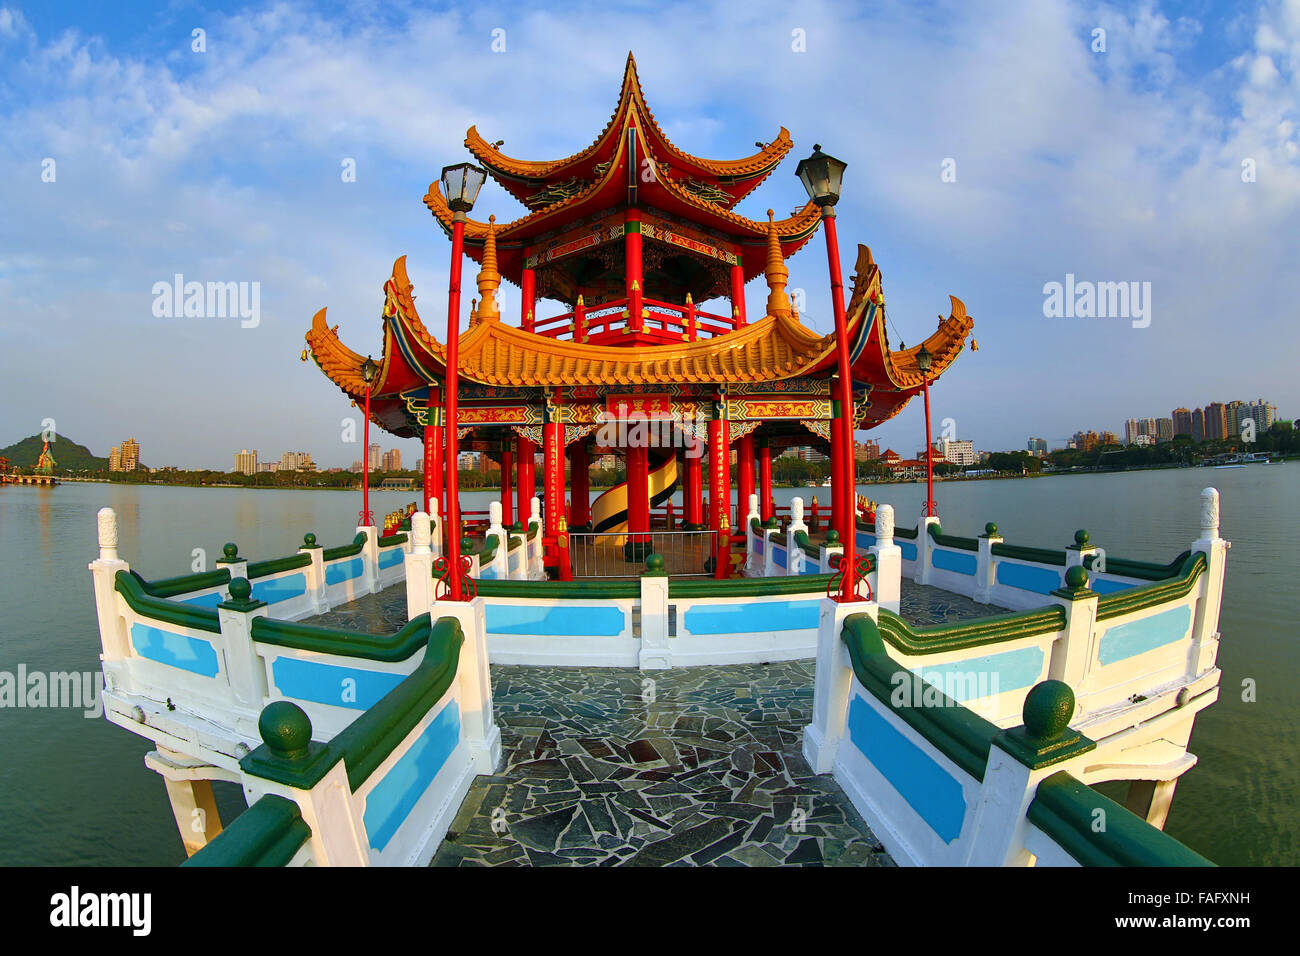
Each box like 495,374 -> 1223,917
474,214 -> 501,322
763,209 -> 792,319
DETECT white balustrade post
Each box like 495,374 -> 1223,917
428,499 -> 444,560
1046,566 -> 1099,696
428,598 -> 502,773
355,525 -> 380,595
216,578 -> 271,711
298,533 -> 327,614
89,508 -> 132,663
638,556 -> 671,669
964,681 -> 1096,866
786,497 -> 807,576
528,496 -> 544,579
803,596 -> 877,774
974,521 -> 1001,604
486,501 -> 508,578
917,515 -> 941,585
869,504 -> 902,614
405,512 -> 433,621
1189,487 -> 1228,677
743,493 -> 762,575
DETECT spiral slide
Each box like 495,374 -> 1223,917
590,451 -> 678,544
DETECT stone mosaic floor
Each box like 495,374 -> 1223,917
432,661 -> 891,867
300,577 -> 1006,867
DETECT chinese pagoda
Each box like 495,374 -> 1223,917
305,53 -> 973,579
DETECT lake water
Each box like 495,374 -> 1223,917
0,466 -> 1293,865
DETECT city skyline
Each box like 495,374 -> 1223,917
3,2 -> 1298,467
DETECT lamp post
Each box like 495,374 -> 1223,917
916,344 -> 936,518
440,161 -> 487,601
359,355 -> 378,527
797,144 -> 858,602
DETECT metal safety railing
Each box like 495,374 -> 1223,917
567,530 -> 717,578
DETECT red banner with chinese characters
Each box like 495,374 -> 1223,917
606,394 -> 674,419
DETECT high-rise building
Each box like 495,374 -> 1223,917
1156,418 -> 1173,443
234,449 -> 258,475
278,451 -> 315,471
367,443 -> 382,470
381,448 -> 402,472
854,439 -> 880,461
1124,419 -> 1141,445
1203,403 -> 1228,441
1172,408 -> 1192,437
928,439 -> 976,465
798,447 -> 829,463
1191,408 -> 1205,441
109,438 -> 140,472
1245,399 -> 1276,434
1027,437 -> 1048,456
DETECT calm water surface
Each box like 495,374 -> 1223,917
0,467 -> 1294,865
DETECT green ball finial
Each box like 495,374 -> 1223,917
825,529 -> 840,544
461,537 -> 476,553
646,553 -> 664,573
1074,529 -> 1090,547
303,532 -> 317,547
510,521 -> 523,532
222,542 -> 239,561
258,701 -> 313,760
985,522 -> 998,536
1023,680 -> 1075,740
228,576 -> 252,601
1065,565 -> 1089,590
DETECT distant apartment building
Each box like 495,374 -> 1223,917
1191,408 -> 1205,441
1203,403 -> 1228,441
854,439 -> 881,461
109,437 -> 140,472
1246,399 -> 1276,434
1172,408 -> 1193,437
380,449 -> 402,472
234,449 -> 258,476
278,451 -> 315,472
798,447 -> 829,463
931,438 -> 975,466
367,443 -> 382,471
260,461 -> 280,472
1027,437 -> 1048,456
1156,418 -> 1173,443
1133,434 -> 1156,447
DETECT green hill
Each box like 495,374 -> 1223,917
0,433 -> 109,471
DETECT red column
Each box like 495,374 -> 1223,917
521,267 -> 536,333
500,447 -> 514,527
830,403 -> 844,538
544,412 -> 566,577
625,210 -> 643,333
686,449 -> 703,527
423,411 -> 444,515
708,415 -> 730,578
443,216 -> 467,599
625,442 -> 650,559
759,442 -> 773,521
569,441 -> 590,527
517,435 -> 536,526
737,434 -> 755,529
730,262 -> 746,327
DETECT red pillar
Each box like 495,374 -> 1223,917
500,447 -> 514,527
625,210 -> 643,333
517,435 -> 536,526
830,404 -> 844,538
521,267 -> 536,333
759,442 -> 773,521
569,442 -> 590,527
544,407 -> 566,576
423,409 -> 444,515
625,442 -> 650,559
709,415 -> 730,578
686,450 -> 703,527
730,263 -> 746,327
737,434 -> 755,529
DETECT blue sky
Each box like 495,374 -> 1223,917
1,0 -> 1297,468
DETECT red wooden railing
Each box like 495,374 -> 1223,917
530,296 -> 738,344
